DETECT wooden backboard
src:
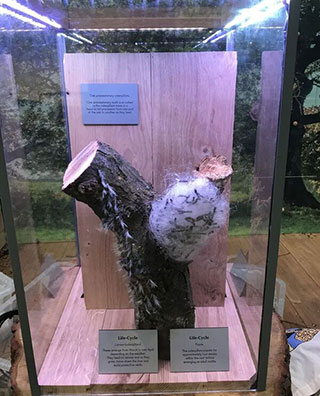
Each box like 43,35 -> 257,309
64,51 -> 237,308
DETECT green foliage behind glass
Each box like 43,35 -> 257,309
0,31 -> 69,175
10,180 -> 74,230
1,17 -> 318,242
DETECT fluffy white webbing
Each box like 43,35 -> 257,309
149,176 -> 228,262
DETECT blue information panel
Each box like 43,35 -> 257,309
81,83 -> 139,125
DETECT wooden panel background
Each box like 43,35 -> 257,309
64,52 -> 237,309
151,52 -> 237,305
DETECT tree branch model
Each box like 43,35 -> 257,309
62,141 -> 232,360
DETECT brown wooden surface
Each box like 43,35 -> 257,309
228,234 -> 320,330
281,233 -> 320,288
0,211 -> 5,251
64,52 -> 237,309
248,51 -> 283,305
38,269 -> 255,392
151,51 -> 236,306
277,238 -> 320,329
279,234 -> 320,329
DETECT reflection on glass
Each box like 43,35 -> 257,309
0,0 -> 292,392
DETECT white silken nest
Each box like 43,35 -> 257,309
149,176 -> 228,262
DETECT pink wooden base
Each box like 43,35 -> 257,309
38,270 -> 256,393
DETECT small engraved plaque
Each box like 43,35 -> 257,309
99,329 -> 158,374
81,83 -> 139,125
170,328 -> 229,372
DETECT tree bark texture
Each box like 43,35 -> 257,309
63,141 -> 231,360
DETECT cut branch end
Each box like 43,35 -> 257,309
194,155 -> 233,189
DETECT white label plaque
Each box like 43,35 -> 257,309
99,329 -> 158,374
81,83 -> 139,125
170,328 -> 229,372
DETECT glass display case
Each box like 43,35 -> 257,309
0,0 -> 300,394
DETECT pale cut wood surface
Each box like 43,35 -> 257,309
278,233 -> 320,329
276,247 -> 320,328
64,53 -> 152,309
151,52 -> 237,306
38,268 -> 255,393
248,51 -> 283,306
64,52 -> 236,309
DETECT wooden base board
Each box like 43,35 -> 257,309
38,269 -> 256,393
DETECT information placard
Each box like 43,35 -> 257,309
99,329 -> 158,374
170,328 -> 229,372
81,83 -> 139,125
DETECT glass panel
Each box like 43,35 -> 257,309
277,8 -> 320,334
0,21 -> 78,375
0,0 -> 291,393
